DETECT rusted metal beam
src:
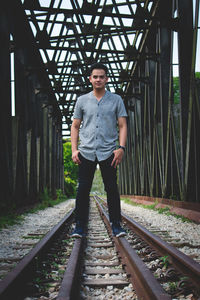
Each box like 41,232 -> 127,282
57,238 -> 85,300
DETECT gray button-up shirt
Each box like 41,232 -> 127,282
73,90 -> 127,161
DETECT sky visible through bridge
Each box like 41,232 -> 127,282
15,0 -> 200,136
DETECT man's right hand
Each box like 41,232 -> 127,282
72,150 -> 81,164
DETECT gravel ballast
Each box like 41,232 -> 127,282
0,198 -> 200,281
121,201 -> 200,261
0,199 -> 75,279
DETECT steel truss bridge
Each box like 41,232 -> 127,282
0,0 -> 199,208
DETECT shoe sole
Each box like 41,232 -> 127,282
115,232 -> 126,238
71,233 -> 82,238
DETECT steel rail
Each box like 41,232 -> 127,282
57,238 -> 85,300
0,209 -> 75,300
95,195 -> 200,289
121,211 -> 200,289
94,196 -> 171,300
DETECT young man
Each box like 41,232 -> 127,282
71,63 -> 127,238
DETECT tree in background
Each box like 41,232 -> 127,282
173,76 -> 180,104
173,72 -> 200,104
63,140 -> 78,197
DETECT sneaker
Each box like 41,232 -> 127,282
112,222 -> 126,237
71,222 -> 84,238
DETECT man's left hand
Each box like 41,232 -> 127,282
111,148 -> 124,168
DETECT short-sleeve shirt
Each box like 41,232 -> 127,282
73,90 -> 127,161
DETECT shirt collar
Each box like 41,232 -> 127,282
90,90 -> 109,101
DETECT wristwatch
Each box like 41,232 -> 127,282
118,145 -> 125,152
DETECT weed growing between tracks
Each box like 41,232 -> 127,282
160,255 -> 170,269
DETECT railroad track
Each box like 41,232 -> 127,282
0,196 -> 200,300
120,199 -> 200,264
95,196 -> 200,300
0,209 -> 75,300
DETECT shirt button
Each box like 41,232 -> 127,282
96,126 -> 98,128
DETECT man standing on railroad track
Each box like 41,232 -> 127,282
71,62 -> 127,238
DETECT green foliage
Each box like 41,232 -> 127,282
168,281 -> 178,293
173,72 -> 200,104
91,168 -> 106,195
173,76 -> 180,104
0,213 -> 24,230
160,255 -> 170,269
0,188 -> 69,230
39,187 -> 52,205
28,188 -> 68,212
64,176 -> 77,198
169,212 -> 191,222
63,140 -> 78,197
157,206 -> 170,214
196,72 -> 200,79
121,198 -> 192,223
56,189 -> 65,201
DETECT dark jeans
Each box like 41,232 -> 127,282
75,153 -> 121,224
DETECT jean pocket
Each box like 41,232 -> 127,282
78,152 -> 82,161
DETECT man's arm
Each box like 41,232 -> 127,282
118,116 -> 127,148
71,118 -> 82,164
111,117 -> 127,168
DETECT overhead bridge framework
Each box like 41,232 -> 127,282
0,0 -> 199,208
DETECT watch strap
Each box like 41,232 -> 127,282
118,145 -> 125,152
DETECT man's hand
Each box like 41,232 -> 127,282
72,150 -> 81,164
111,148 -> 124,168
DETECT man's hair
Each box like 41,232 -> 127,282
89,63 -> 108,76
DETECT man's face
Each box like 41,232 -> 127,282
89,69 -> 108,90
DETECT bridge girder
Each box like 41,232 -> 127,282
0,0 -> 199,206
